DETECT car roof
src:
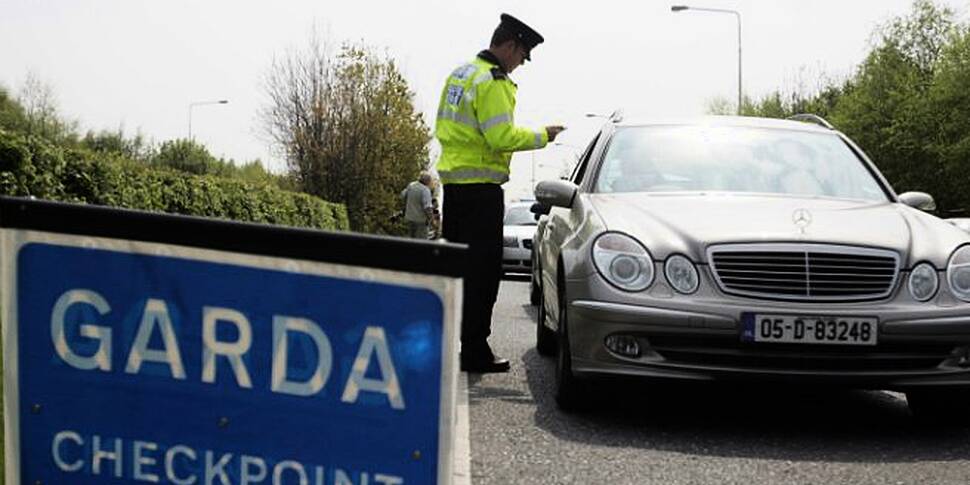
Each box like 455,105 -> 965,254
613,115 -> 835,134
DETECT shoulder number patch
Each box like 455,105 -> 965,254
446,85 -> 464,106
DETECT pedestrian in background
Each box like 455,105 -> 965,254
429,197 -> 441,239
400,171 -> 435,239
434,13 -> 564,373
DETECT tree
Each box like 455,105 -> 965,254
0,84 -> 29,133
831,0 -> 957,208
732,65 -> 848,120
881,0 -> 955,74
236,160 -> 289,187
924,25 -> 970,213
705,96 -> 735,115
152,139 -> 228,176
713,1 -> 970,213
18,72 -> 78,145
262,36 -> 430,234
81,127 -> 152,163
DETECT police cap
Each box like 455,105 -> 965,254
499,13 -> 544,60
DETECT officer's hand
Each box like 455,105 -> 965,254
545,125 -> 566,142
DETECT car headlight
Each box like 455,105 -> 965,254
503,235 -> 518,248
948,245 -> 970,302
908,262 -> 938,302
592,232 -> 654,291
664,254 -> 699,294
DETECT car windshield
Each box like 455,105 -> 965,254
594,125 -> 888,202
505,205 -> 537,226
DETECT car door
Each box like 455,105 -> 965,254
540,131 -> 605,327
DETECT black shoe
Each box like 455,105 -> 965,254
460,354 -> 511,373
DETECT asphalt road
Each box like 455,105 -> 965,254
465,277 -> 970,485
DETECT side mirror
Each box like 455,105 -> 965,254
898,191 -> 937,212
529,201 -> 550,221
535,179 -> 578,209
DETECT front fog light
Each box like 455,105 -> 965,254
605,334 -> 641,357
665,254 -> 699,294
908,262 -> 938,301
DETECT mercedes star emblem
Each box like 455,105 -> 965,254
792,208 -> 813,232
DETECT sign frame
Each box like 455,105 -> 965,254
1,196 -> 467,485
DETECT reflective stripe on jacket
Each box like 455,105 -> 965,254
435,52 -> 548,185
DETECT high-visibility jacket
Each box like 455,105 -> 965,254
435,50 -> 549,185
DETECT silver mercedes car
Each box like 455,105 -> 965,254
533,115 -> 970,418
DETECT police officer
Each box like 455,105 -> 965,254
435,13 -> 564,373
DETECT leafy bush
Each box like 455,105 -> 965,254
81,128 -> 152,163
0,129 -> 347,231
152,138 -> 230,176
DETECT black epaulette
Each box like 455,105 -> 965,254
490,67 -> 508,81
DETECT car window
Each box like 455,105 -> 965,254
504,205 -> 537,226
593,125 -> 888,201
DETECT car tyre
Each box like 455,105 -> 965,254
554,286 -> 588,412
906,388 -> 970,424
530,271 -> 540,306
535,270 -> 556,357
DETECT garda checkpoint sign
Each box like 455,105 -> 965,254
0,197 -> 466,485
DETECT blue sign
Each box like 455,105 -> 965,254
10,240 -> 454,485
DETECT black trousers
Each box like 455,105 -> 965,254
442,183 -> 504,357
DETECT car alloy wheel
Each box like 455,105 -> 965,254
530,271 -> 541,306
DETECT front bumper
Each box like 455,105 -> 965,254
565,273 -> 970,390
503,246 -> 531,273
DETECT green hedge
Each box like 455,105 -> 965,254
0,129 -> 348,231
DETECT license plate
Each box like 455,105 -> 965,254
742,313 -> 878,346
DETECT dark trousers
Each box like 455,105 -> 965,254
443,183 -> 504,357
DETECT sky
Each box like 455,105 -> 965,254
2,0 -> 968,201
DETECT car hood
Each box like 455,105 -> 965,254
588,193 -> 970,266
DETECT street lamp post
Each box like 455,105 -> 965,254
671,5 -> 742,115
585,110 -> 624,122
188,99 -> 228,140
531,151 -> 536,189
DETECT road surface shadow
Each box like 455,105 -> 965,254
521,346 -> 970,463
467,376 -> 535,406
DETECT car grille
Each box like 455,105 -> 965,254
648,336 -> 954,372
522,239 -> 533,250
707,244 -> 899,302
